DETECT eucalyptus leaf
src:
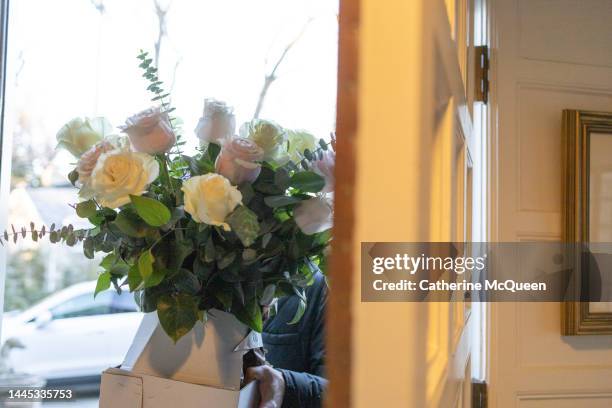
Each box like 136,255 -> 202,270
76,200 -> 97,219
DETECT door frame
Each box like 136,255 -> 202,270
0,0 -> 11,341
326,0 -> 358,405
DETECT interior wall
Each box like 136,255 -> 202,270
346,0 -> 475,406
349,0 -> 428,404
489,0 -> 612,406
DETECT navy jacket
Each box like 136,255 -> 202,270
263,272 -> 328,408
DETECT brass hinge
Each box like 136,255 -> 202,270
472,380 -> 487,408
475,45 -> 489,104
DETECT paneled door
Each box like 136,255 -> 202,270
489,0 -> 612,406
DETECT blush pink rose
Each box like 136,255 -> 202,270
312,150 -> 335,193
76,140 -> 116,184
120,107 -> 176,154
215,138 -> 264,185
294,196 -> 333,235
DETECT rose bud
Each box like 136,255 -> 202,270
120,107 -> 176,154
194,99 -> 236,146
215,137 -> 265,185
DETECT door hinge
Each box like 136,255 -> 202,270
475,45 -> 489,104
472,380 -> 487,408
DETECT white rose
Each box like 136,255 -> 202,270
181,174 -> 242,231
240,119 -> 286,162
81,148 -> 160,209
56,117 -> 113,157
286,130 -> 316,163
294,196 -> 333,235
194,99 -> 236,146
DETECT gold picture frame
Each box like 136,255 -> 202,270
562,109 -> 612,335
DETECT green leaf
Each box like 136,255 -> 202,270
289,171 -> 325,193
128,264 -> 143,291
288,297 -> 307,325
145,267 -> 167,289
114,210 -> 148,238
76,200 -> 97,218
95,271 -> 111,298
138,250 -> 154,281
157,294 -> 199,343
226,206 -> 260,247
234,298 -> 263,332
130,195 -> 171,227
264,195 -> 304,208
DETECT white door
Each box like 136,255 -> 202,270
489,0 -> 612,406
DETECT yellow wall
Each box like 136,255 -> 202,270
351,0 -> 428,405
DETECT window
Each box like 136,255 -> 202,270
50,292 -> 113,319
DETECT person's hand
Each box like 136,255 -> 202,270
246,365 -> 285,408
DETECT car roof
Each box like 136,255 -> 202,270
12,280 -> 98,322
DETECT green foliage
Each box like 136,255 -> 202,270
226,206 -> 260,247
157,293 -> 200,343
130,195 -> 171,227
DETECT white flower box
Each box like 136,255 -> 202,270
99,309 -> 262,407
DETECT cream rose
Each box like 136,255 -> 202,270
182,174 -> 242,231
76,138 -> 123,185
194,99 -> 236,146
215,138 -> 264,185
56,117 -> 113,157
120,107 -> 176,154
286,130 -> 316,163
240,119 -> 286,162
294,196 -> 333,235
81,148 -> 160,209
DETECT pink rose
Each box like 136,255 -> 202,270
294,196 -> 333,235
120,107 -> 176,154
194,99 -> 236,146
313,150 -> 335,193
76,140 -> 116,184
215,138 -> 264,185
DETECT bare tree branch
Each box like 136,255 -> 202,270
153,0 -> 171,67
89,0 -> 105,14
253,18 -> 314,119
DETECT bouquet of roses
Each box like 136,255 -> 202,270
5,51 -> 334,342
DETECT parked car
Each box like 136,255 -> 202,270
0,281 -> 143,387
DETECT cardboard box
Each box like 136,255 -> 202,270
99,368 -> 259,408
99,309 -> 263,407
121,310 -> 263,389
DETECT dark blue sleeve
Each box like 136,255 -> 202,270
278,275 -> 327,407
279,369 -> 328,408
